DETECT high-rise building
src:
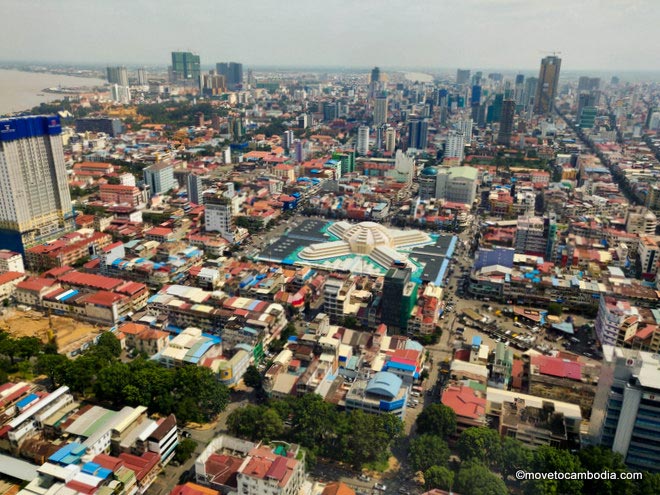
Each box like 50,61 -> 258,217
216,62 -> 243,90
589,346 -> 660,472
171,51 -> 201,87
111,84 -> 131,104
373,94 -> 388,125
357,126 -> 370,156
137,68 -> 147,86
407,119 -> 429,150
204,193 -> 235,242
456,69 -> 471,85
523,77 -> 538,110
381,268 -> 414,331
106,66 -> 128,86
75,117 -> 123,137
514,74 -> 525,106
370,67 -> 381,84
534,55 -> 562,115
385,126 -> 396,152
578,76 -> 600,91
0,116 -> 74,253
497,100 -> 516,146
457,119 -> 473,145
143,162 -> 174,196
186,173 -> 203,205
322,101 -> 338,122
297,114 -> 308,129
470,85 -> 482,107
282,130 -> 294,150
201,71 -> 226,95
444,131 -> 466,162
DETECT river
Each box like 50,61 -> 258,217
404,71 -> 434,83
0,69 -> 106,116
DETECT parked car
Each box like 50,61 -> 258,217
374,483 -> 387,491
358,474 -> 371,482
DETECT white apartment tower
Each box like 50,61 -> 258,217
445,130 -> 466,161
357,125 -> 370,156
0,116 -> 74,253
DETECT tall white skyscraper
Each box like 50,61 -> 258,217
445,131 -> 465,162
111,84 -> 131,104
357,125 -> 370,156
0,116 -> 74,252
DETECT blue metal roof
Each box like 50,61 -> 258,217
16,394 -> 38,409
365,371 -> 402,399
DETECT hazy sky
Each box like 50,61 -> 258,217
3,0 -> 659,71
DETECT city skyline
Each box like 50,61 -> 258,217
3,0 -> 659,71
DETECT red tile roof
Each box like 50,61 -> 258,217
0,272 -> 25,285
531,355 -> 583,381
441,384 -> 486,420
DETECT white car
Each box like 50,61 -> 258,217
374,483 -> 387,491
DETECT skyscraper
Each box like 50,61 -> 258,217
187,173 -> 203,205
497,100 -> 516,146
357,126 -> 370,156
457,119 -> 473,145
216,62 -> 243,90
445,131 -> 465,162
106,66 -> 128,86
370,67 -> 381,84
373,93 -> 388,125
322,101 -> 338,122
171,51 -> 201,87
456,69 -> 471,85
0,116 -> 74,253
589,346 -> 660,472
534,55 -> 562,115
407,119 -> 429,150
137,68 -> 147,86
385,127 -> 396,152
523,77 -> 538,110
514,74 -> 525,106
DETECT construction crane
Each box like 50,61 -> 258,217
539,50 -> 562,57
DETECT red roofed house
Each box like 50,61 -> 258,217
236,445 -> 305,495
441,384 -> 487,433
170,483 -> 220,495
0,271 -> 27,302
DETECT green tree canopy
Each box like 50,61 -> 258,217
415,404 -> 457,439
455,461 -> 508,495
456,427 -> 501,466
174,438 -> 198,463
498,436 -> 533,480
409,434 -> 450,472
525,445 -> 583,495
243,365 -> 262,389
424,466 -> 454,491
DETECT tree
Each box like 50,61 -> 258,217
498,436 -> 532,480
424,466 -> 454,491
227,405 -> 266,440
578,446 -> 633,495
525,445 -> 583,495
409,434 -> 450,472
456,427 -> 501,466
243,365 -> 262,389
95,332 -> 122,358
35,353 -> 69,390
415,404 -> 457,439
547,302 -> 563,316
342,410 -> 402,469
17,336 -> 43,360
174,438 -> 197,464
173,366 -> 229,423
455,461 -> 508,495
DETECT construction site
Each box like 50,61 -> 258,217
0,308 -> 105,357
